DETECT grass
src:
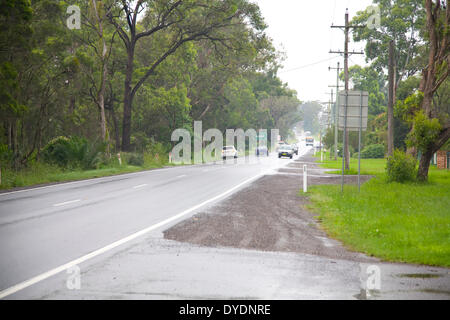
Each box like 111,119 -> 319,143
307,155 -> 450,267
0,161 -> 176,190
314,151 -> 386,175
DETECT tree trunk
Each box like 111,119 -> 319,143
92,0 -> 108,143
417,148 -> 433,182
98,48 -> 108,142
417,127 -> 450,181
121,47 -> 135,151
108,104 -> 120,152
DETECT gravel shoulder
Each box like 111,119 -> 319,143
164,152 -> 376,263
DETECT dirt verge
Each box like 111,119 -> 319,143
164,153 -> 376,262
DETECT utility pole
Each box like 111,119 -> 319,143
317,105 -> 329,162
324,90 -> 335,159
387,40 -> 395,157
329,62 -> 342,160
330,9 -> 364,171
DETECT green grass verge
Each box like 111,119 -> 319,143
307,156 -> 450,267
0,161 -> 176,190
314,152 -> 386,175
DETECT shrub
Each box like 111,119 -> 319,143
386,150 -> 417,183
143,140 -> 169,167
41,136 -> 104,169
122,152 -> 144,167
360,144 -> 385,159
0,144 -> 13,168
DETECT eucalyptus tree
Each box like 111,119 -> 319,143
352,0 -> 426,86
105,0 -> 268,151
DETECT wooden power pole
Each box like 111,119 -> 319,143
329,62 -> 342,160
330,9 -> 364,171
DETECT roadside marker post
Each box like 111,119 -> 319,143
303,165 -> 307,193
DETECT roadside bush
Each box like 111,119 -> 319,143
360,144 -> 385,159
386,150 -> 417,183
122,152 -> 144,167
144,140 -> 169,167
41,136 -> 104,169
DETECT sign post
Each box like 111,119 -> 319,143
338,90 -> 369,192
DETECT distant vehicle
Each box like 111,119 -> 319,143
222,146 -> 238,159
256,145 -> 269,157
278,145 -> 294,159
291,144 -> 299,155
305,137 -> 314,147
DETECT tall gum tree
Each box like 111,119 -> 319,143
415,0 -> 450,181
105,0 -> 267,151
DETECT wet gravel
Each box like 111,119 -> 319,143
164,154 -> 377,263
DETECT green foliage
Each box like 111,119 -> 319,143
407,110 -> 442,152
122,152 -> 144,167
41,136 -> 105,170
347,65 -> 386,115
299,101 -> 321,135
360,144 -> 385,159
0,143 -> 13,166
143,140 -> 169,167
395,91 -> 423,121
0,0 -> 301,189
351,0 -> 425,77
386,149 -> 417,183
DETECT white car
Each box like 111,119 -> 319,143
222,146 -> 238,159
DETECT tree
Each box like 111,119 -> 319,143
352,0 -> 426,87
348,65 -> 386,116
105,0 -> 268,151
87,0 -> 115,142
300,101 -> 322,135
260,95 -> 301,139
0,0 -> 33,159
414,0 -> 450,181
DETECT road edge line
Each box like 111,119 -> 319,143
0,171 -> 267,299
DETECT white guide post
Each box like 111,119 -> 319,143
303,164 -> 307,193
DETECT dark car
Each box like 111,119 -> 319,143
278,145 -> 294,159
256,146 -> 269,156
291,144 -> 299,155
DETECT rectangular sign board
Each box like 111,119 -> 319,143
338,90 -> 369,131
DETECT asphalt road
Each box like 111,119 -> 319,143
0,146 -> 309,297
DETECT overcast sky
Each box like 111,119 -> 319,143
256,0 -> 374,105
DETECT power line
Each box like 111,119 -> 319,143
278,55 -> 341,74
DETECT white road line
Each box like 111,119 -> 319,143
176,175 -> 187,178
0,170 -> 268,299
53,199 -> 81,207
0,168 -> 176,197
132,184 -> 147,189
